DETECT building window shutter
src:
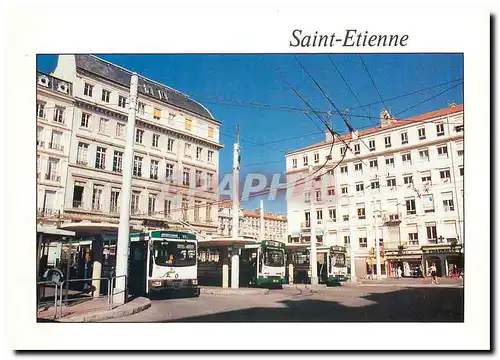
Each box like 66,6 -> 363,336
208,126 -> 214,139
153,108 -> 161,119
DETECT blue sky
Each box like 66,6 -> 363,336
37,54 -> 463,214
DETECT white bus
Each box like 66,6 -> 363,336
327,245 -> 348,285
128,230 -> 200,297
240,240 -> 287,287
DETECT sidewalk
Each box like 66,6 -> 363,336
37,296 -> 151,322
200,286 -> 270,295
343,277 -> 464,288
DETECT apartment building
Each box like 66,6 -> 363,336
49,54 -> 223,236
218,201 -> 288,242
285,105 -> 464,278
36,72 -> 76,225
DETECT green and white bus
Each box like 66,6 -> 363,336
240,240 -> 287,287
128,230 -> 200,297
327,245 -> 348,285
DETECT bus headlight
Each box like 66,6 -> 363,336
152,281 -> 162,287
192,279 -> 198,285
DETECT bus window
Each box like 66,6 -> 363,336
153,241 -> 196,267
264,249 -> 284,267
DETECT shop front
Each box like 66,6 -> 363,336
421,243 -> 463,278
385,248 -> 423,278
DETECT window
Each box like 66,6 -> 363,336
368,139 -> 376,151
131,191 -> 140,214
150,160 -> 159,180
440,169 -> 451,181
403,174 -> 413,185
153,108 -> 161,120
138,102 -> 145,115
182,198 -> 189,220
77,142 -> 89,165
437,145 -> 448,157
185,118 -> 192,130
183,169 -> 190,186
206,203 -> 212,222
455,125 -> 464,132
421,172 -> 432,183
101,89 -> 111,103
196,147 -> 203,160
95,147 -> 106,169
133,156 -> 143,177
54,106 -> 65,123
419,149 -> 429,161
49,131 -> 62,151
84,83 -> 93,97
340,147 -> 346,156
167,113 -> 175,122
327,188 -> 335,196
152,134 -> 160,148
316,210 -> 323,221
92,185 -> 103,211
135,129 -> 144,144
340,165 -> 348,174
387,178 -> 396,188
459,166 -> 464,176
354,163 -> 362,172
118,95 -> 127,108
402,153 -> 412,164
110,189 -> 120,213
314,153 -> 320,163
422,194 -> 435,213
359,237 -> 368,248
148,194 -> 157,215
344,235 -> 350,245
36,102 -> 45,118
329,208 -> 337,222
113,151 -> 123,173
369,159 -> 378,169
165,163 -> 174,182
304,212 -> 311,227
314,190 -> 321,202
354,144 -> 360,155
371,180 -> 380,190
303,156 -> 309,166
341,185 -> 348,195
292,159 -> 297,169
442,192 -> 455,211
401,132 -> 408,144
207,173 -> 214,190
406,198 -> 416,215
355,182 -> 364,193
164,199 -> 172,218
166,138 -> 174,152
194,201 -> 202,222
304,192 -> 311,202
208,126 -> 214,139
385,156 -> 394,167
207,150 -> 214,162
357,205 -> 366,220
185,143 -> 192,157
384,136 -> 391,148
99,118 -> 109,134
112,123 -> 124,139
426,222 -> 437,244
418,127 -> 426,140
436,123 -> 445,136
196,170 -> 203,187
457,149 -> 464,157
408,232 -> 419,246
46,158 -> 59,180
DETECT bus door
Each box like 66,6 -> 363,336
128,241 -> 148,296
239,247 -> 257,287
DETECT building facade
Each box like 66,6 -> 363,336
218,201 -> 288,242
43,54 -> 223,237
285,105 -> 464,278
36,72 -> 76,225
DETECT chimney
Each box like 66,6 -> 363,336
449,102 -> 457,108
380,109 -> 395,128
325,130 -> 334,142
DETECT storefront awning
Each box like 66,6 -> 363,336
37,225 -> 75,237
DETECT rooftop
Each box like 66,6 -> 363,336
74,55 -> 216,122
286,104 -> 464,156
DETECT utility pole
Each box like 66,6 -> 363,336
374,206 -> 381,280
348,189 -> 356,282
260,200 -> 265,241
231,125 -> 241,289
309,166 -> 318,285
114,73 -> 138,305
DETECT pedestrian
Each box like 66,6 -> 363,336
430,263 -> 439,284
397,266 -> 402,278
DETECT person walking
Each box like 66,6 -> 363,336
430,263 -> 439,284
397,266 -> 402,278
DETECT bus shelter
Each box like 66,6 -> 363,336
37,224 -> 76,282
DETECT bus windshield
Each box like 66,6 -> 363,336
153,241 -> 196,267
332,252 -> 346,267
263,248 -> 284,267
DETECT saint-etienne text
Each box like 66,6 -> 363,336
289,29 -> 409,47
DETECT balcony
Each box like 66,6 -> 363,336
48,142 -> 64,151
72,200 -> 83,209
37,208 -> 60,218
45,173 -> 61,182
383,213 -> 402,226
37,140 -> 45,148
301,221 -> 311,229
76,159 -> 88,166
